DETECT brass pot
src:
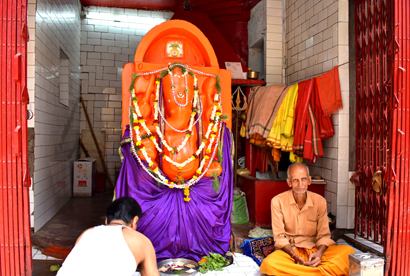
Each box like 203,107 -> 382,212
247,70 -> 259,80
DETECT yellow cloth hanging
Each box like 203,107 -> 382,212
266,84 -> 298,152
289,152 -> 303,163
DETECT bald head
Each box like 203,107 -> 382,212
287,163 -> 310,179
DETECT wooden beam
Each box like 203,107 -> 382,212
80,97 -> 114,190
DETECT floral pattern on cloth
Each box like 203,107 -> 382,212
240,237 -> 275,266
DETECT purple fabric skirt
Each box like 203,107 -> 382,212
115,124 -> 233,261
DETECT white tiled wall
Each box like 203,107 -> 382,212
248,0 -> 285,85
266,0 -> 285,85
33,0 -> 82,231
80,7 -> 173,183
284,0 -> 351,228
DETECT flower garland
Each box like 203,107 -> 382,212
129,93 -> 222,184
129,105 -> 222,190
130,80 -> 199,154
128,63 -> 223,191
184,187 -> 190,202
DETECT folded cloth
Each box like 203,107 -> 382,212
240,237 -> 275,266
316,66 -> 343,116
248,227 -> 273,238
246,85 -> 290,139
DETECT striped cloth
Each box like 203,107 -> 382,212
245,84 -> 290,139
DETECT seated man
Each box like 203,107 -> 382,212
260,163 -> 354,276
57,197 -> 159,276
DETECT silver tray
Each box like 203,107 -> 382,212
157,258 -> 199,276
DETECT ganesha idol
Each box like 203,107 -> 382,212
121,20 -> 232,190
117,20 -> 233,261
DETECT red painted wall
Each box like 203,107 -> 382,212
238,176 -> 325,228
172,10 -> 247,71
215,21 -> 249,68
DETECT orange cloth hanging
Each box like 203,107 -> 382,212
316,66 -> 343,116
312,78 -> 335,140
249,133 -> 267,147
272,148 -> 281,162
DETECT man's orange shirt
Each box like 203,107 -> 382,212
271,190 -> 335,250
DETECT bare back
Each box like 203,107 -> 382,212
122,227 -> 159,276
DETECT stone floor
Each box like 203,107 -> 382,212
31,191 -> 368,276
33,239 -> 362,276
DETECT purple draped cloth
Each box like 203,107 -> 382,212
116,124 -> 233,261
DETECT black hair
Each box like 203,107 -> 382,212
106,197 -> 142,224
